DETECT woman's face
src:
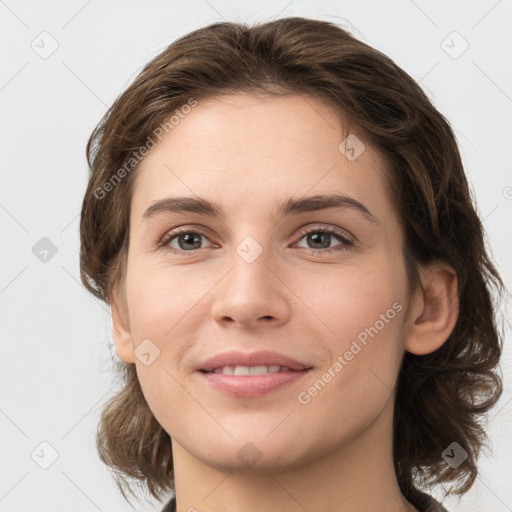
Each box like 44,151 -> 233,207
116,93 -> 413,472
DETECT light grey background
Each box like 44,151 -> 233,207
1,1 -> 511,511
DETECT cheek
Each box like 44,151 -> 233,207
124,258 -> 214,343
296,259 -> 407,397
123,258 -> 223,419
292,267 -> 406,446
124,260 -> 204,428
293,259 -> 404,344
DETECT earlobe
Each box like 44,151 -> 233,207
111,284 -> 135,364
405,262 -> 459,355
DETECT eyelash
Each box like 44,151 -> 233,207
158,226 -> 354,255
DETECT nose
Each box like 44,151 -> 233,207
210,243 -> 291,330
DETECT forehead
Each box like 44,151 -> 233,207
131,93 -> 395,223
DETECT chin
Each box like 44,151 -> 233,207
187,430 -> 314,474
199,447 -> 304,474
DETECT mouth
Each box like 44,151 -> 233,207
200,364 -> 300,375
197,350 -> 313,397
199,349 -> 311,373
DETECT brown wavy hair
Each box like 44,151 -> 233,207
79,16 -> 506,505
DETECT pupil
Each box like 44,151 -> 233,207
309,232 -> 329,249
180,233 -> 201,250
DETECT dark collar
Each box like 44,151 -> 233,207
160,490 -> 449,512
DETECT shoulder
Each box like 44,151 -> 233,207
160,495 -> 176,512
410,489 -> 450,512
160,491 -> 449,512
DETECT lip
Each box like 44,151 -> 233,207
197,350 -> 313,398
201,370 -> 311,397
199,350 -> 310,372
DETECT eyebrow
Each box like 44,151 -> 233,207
142,194 -> 379,224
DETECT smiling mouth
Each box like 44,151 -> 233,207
200,364 -> 307,375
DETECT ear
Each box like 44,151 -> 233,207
405,262 -> 459,355
110,280 -> 135,364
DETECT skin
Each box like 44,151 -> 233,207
111,93 -> 458,512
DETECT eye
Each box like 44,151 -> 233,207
159,226 -> 354,255
294,227 -> 354,253
160,229 -> 213,253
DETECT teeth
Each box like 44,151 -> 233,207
211,365 -> 293,375
234,365 -> 251,376
250,365 -> 269,375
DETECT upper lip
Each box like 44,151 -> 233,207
199,350 -> 312,372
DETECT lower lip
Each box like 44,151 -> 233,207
199,369 -> 311,397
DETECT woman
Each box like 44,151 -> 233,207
79,17 -> 505,512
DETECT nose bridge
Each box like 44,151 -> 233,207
229,233 -> 277,298
237,238 -> 273,284
211,232 -> 289,327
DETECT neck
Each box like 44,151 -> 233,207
170,399 -> 417,512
